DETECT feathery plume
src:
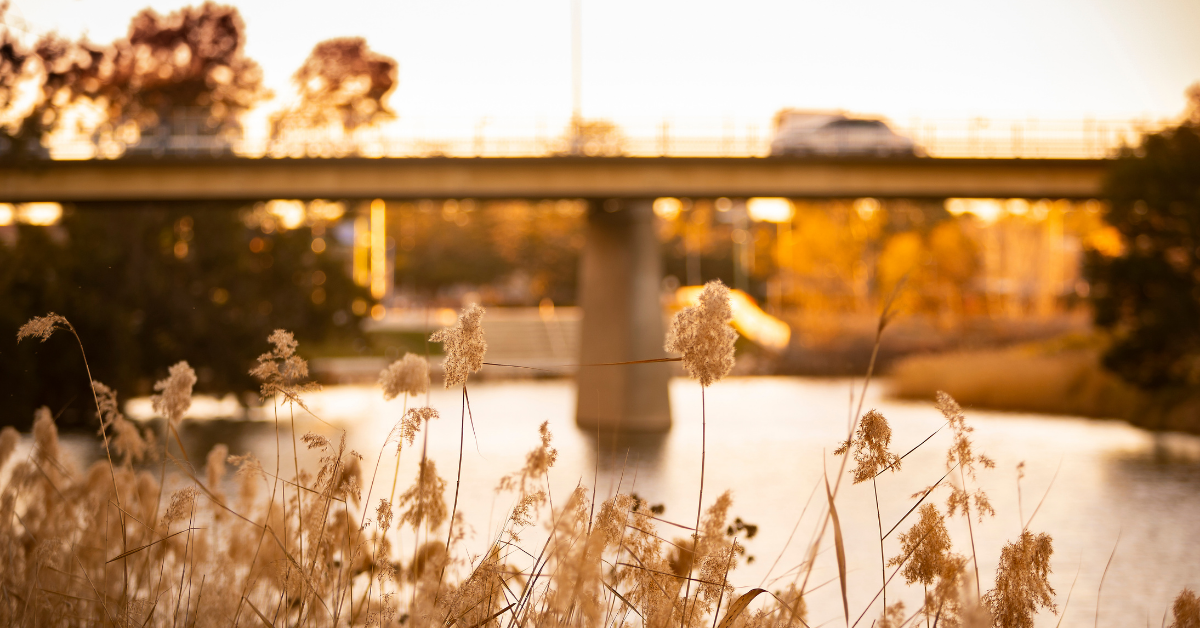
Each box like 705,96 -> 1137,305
0,426 -> 18,471
890,503 -> 954,587
877,602 -> 906,628
429,304 -> 487,388
982,530 -> 1056,628
398,458 -> 448,531
937,391 -> 995,478
376,498 -> 394,533
1170,588 -> 1200,628
380,353 -> 430,400
32,406 -> 60,470
386,406 -> 436,456
936,391 -> 996,522
93,380 -> 148,464
16,313 -> 70,343
665,279 -> 737,387
834,409 -> 902,483
151,361 -> 197,425
161,487 -> 200,528
249,329 -> 319,409
505,490 -> 545,542
497,421 -> 558,496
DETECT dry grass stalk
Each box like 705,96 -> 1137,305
5,309 -> 1188,628
665,280 -> 737,628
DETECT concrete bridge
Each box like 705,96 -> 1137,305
0,156 -> 1107,201
0,155 -> 1112,432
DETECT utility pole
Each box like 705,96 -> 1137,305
572,0 -> 582,121
570,0 -> 583,152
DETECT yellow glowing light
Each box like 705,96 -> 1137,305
18,202 -> 63,226
945,198 -> 1004,223
538,297 -> 556,321
353,215 -> 370,286
0,204 -> 13,225
747,198 -> 793,223
352,298 -> 369,316
311,237 -> 326,253
854,198 -> 881,220
1006,199 -> 1031,216
653,197 -> 683,220
308,199 -> 345,222
370,199 -> 387,299
1087,225 -> 1125,257
370,304 -> 387,320
265,199 -> 306,230
675,286 -> 791,351
437,308 -> 459,327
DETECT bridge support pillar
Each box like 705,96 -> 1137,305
575,199 -> 672,433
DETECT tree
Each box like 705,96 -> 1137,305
1086,85 -> 1200,388
99,3 -> 268,141
271,37 -> 397,136
1,202 -> 368,431
0,2 -> 268,159
0,5 -> 106,159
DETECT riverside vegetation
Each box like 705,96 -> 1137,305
2,281 -> 1198,627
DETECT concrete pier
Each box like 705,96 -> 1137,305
575,199 -> 672,432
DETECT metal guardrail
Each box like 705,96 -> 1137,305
38,116 -> 1172,161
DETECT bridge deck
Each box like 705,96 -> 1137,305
0,156 -> 1110,202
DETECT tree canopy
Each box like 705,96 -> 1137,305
1087,85 -> 1200,389
272,37 -> 397,137
1,1 -> 268,158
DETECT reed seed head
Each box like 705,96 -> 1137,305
1170,588 -> 1200,628
398,458 -> 448,531
835,409 -> 902,483
936,391 -> 995,477
151,361 -> 197,425
376,498 -> 394,533
890,503 -> 954,587
380,353 -> 430,400
387,406 -> 436,454
93,380 -> 149,464
161,487 -> 200,528
430,304 -> 487,388
0,426 -> 18,471
250,329 -> 319,408
982,530 -> 1056,628
665,279 -> 738,387
32,406 -> 60,469
497,420 -> 558,496
878,602 -> 906,628
16,313 -> 69,343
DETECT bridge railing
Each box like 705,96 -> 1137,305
38,115 -> 1172,160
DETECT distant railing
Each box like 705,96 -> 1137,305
39,115 -> 1173,161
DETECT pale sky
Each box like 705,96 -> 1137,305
8,0 -> 1200,131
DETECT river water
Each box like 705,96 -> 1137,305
59,377 -> 1200,626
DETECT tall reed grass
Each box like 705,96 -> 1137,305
2,303 -> 1197,627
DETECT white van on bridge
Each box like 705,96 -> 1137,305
769,109 -> 920,157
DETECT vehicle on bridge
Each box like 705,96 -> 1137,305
769,109 -> 920,157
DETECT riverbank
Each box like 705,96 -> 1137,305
887,334 -> 1200,434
